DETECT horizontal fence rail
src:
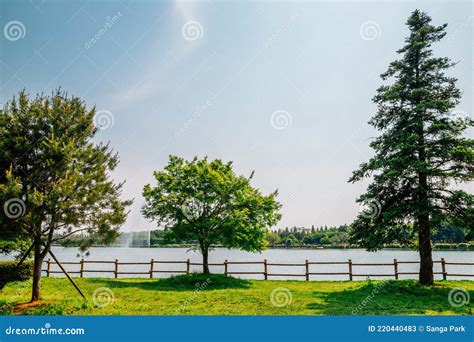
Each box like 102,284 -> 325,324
42,257 -> 474,281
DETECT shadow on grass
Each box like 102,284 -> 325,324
307,280 -> 473,315
85,273 -> 252,292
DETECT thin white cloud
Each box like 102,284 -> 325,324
114,80 -> 156,106
175,0 -> 199,21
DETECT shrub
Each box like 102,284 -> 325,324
0,260 -> 33,288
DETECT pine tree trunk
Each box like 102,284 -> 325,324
202,248 -> 210,274
418,215 -> 434,285
417,169 -> 434,285
415,94 -> 433,285
416,121 -> 434,286
31,241 -> 44,302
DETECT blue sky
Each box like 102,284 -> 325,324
0,0 -> 472,231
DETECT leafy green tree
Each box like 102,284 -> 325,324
284,234 -> 298,247
0,90 -> 131,301
349,10 -> 473,285
142,156 -> 281,273
302,232 -> 322,245
150,229 -> 166,246
432,225 -> 466,243
266,231 -> 282,247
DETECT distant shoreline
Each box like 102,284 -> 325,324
51,244 -> 474,251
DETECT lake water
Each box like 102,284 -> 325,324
2,247 -> 473,280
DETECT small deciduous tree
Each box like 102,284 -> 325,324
349,10 -> 473,285
142,156 -> 282,274
0,90 -> 131,301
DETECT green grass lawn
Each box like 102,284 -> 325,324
0,274 -> 472,315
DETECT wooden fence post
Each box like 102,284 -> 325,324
46,258 -> 51,277
186,259 -> 190,274
348,259 -> 353,281
150,259 -> 154,278
264,259 -> 268,280
79,258 -> 84,278
305,260 -> 309,281
441,258 -> 447,280
224,259 -> 228,276
114,259 -> 118,279
394,259 -> 398,280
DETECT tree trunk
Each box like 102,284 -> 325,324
202,248 -> 210,274
418,214 -> 434,285
412,38 -> 434,286
31,241 -> 44,302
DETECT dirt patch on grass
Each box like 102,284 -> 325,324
13,301 -> 60,314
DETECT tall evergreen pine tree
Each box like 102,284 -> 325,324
349,10 -> 473,285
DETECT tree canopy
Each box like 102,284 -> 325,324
349,10 -> 473,284
142,155 -> 282,273
0,90 -> 131,300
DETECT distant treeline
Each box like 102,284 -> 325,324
57,224 -> 473,250
149,224 -> 473,250
265,224 -> 473,249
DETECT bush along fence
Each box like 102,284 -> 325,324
42,258 -> 474,281
0,260 -> 33,288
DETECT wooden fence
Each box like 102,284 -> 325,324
42,258 -> 474,280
